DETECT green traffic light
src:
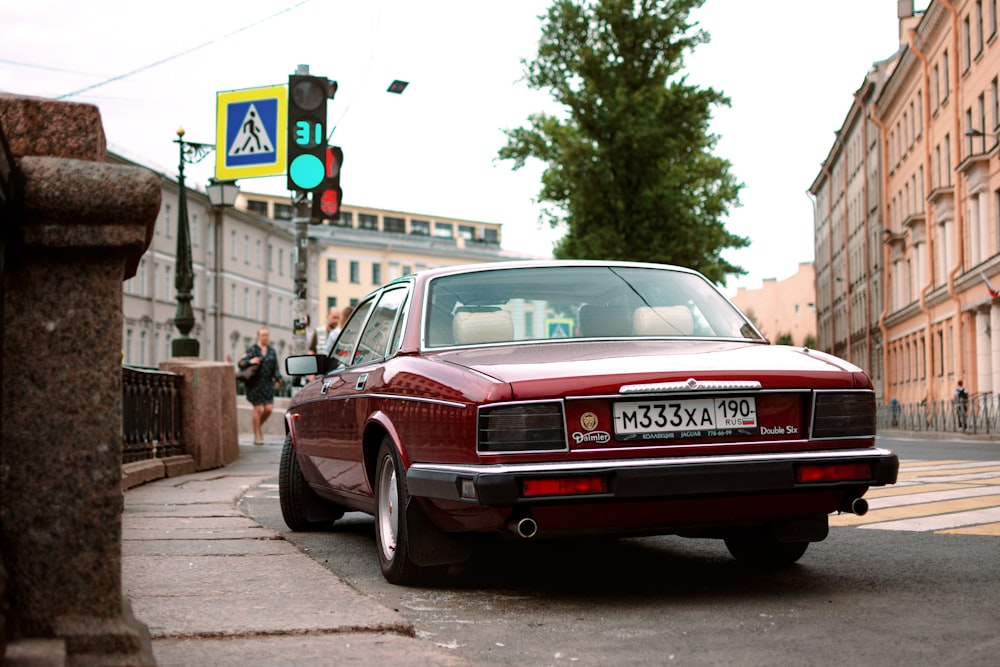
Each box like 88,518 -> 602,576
289,154 -> 324,189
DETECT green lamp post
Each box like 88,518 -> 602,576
172,128 -> 213,357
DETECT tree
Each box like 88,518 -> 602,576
499,0 -> 748,283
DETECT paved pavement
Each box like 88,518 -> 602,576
123,434 -> 471,667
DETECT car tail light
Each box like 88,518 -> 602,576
795,462 -> 873,483
478,401 -> 567,453
522,476 -> 608,497
811,390 -> 876,438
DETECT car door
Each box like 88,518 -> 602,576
312,286 -> 410,503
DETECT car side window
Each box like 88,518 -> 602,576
354,287 -> 408,365
330,300 -> 373,366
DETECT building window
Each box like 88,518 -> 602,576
934,64 -> 941,109
963,15 -> 971,71
327,296 -> 337,311
334,211 -> 353,227
991,0 -> 998,39
943,50 -> 950,101
230,230 -> 237,259
246,199 -> 268,216
358,213 -> 378,230
350,261 -> 360,284
482,228 -> 499,244
977,0 -> 985,55
410,219 -> 430,235
164,266 -> 171,302
256,290 -> 261,321
434,222 -> 454,238
384,216 -> 405,233
458,225 -> 475,240
278,248 -> 284,275
191,213 -> 198,246
231,284 -> 236,311
274,203 -> 294,221
327,258 -> 337,282
256,239 -> 262,267
244,234 -> 250,264
268,243 -> 273,271
372,263 -> 382,285
164,204 -> 172,238
243,287 -> 249,317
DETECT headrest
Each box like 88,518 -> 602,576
632,306 -> 694,336
452,309 -> 514,344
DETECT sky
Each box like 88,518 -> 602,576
1,0 -> 930,293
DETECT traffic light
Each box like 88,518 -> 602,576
287,74 -> 335,191
312,145 -> 343,223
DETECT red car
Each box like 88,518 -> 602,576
281,260 -> 898,585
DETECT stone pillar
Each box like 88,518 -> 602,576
0,94 -> 159,665
158,359 -> 239,470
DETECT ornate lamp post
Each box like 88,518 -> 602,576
172,127 -> 213,357
206,177 -> 239,361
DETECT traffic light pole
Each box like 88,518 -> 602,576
292,191 -> 310,356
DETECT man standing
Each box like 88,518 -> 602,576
953,380 -> 969,430
318,306 -> 341,357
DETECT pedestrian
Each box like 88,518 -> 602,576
890,397 -> 900,427
238,327 -> 283,445
324,304 -> 354,356
319,306 -> 341,357
954,380 -> 969,430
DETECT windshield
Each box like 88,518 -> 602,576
424,265 -> 763,348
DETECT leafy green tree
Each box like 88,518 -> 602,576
499,0 -> 748,283
774,333 -> 794,346
803,334 -> 817,349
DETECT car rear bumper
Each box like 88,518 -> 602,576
406,447 -> 899,505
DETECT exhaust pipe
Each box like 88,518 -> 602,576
508,516 -> 538,539
841,497 -> 869,516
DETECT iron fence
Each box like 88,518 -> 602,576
122,365 -> 184,462
878,394 -> 999,435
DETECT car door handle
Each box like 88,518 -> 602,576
355,373 -> 369,392
321,379 -> 335,395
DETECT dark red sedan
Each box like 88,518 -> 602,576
281,260 -> 898,584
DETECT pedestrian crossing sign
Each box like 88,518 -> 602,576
215,85 -> 287,179
546,318 -> 575,339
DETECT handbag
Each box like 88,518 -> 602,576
236,356 -> 259,383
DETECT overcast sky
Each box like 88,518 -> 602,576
2,1 -> 929,292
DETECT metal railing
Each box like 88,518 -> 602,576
878,394 -> 999,435
122,365 -> 184,462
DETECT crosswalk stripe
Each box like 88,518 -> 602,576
831,459 -> 1000,536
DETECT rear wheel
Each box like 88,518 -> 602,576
374,438 -> 442,585
279,434 -> 344,531
724,531 -> 809,567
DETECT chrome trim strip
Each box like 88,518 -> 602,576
314,392 -> 467,409
619,379 -> 762,394
408,447 -> 892,477
565,388 -> 809,402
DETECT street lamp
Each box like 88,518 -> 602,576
206,177 -> 239,361
172,128 -> 213,357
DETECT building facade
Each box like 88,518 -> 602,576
730,262 -> 817,346
119,157 -> 526,370
813,0 -> 1000,406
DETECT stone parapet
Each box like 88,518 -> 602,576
159,360 -> 239,471
0,93 -> 158,665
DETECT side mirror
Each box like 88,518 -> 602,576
285,354 -> 340,376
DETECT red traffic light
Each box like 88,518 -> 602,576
317,188 -> 340,217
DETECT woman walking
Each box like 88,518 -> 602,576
238,327 -> 283,445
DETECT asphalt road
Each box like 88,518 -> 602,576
240,435 -> 1000,666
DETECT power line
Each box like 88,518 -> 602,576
56,1 -> 313,101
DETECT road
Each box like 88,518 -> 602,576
241,435 -> 1000,666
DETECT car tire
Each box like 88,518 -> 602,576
374,438 -> 443,585
724,531 -> 809,567
279,433 -> 345,531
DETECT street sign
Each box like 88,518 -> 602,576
215,85 -> 287,179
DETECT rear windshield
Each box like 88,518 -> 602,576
424,265 -> 762,348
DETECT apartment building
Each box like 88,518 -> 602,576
730,262 -> 817,346
118,154 -> 526,369
812,0 -> 1000,405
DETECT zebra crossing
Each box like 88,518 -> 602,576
830,460 -> 1000,536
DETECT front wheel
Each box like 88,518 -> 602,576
724,531 -> 809,567
279,434 -> 344,531
374,438 -> 442,585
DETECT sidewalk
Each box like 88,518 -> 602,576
122,435 -> 471,667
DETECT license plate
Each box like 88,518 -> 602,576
613,396 -> 757,439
